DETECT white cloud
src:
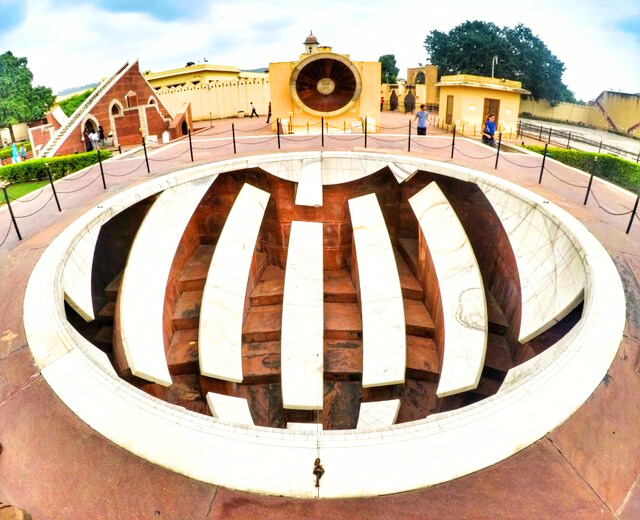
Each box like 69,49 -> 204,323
1,0 -> 638,100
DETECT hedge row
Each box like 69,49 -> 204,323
525,146 -> 640,192
0,150 -> 112,184
0,141 -> 31,161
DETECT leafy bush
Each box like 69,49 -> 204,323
58,88 -> 95,117
525,146 -> 640,192
0,141 -> 31,160
0,150 -> 111,184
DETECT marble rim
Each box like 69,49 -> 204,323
23,151 -> 625,499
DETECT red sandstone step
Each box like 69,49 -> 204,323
172,290 -> 202,330
324,339 -> 362,375
242,304 -> 282,342
242,340 -> 281,380
104,272 -> 122,302
94,325 -> 113,346
397,237 -> 419,277
484,333 -> 512,374
324,270 -> 357,303
486,291 -> 509,336
470,376 -> 503,397
404,299 -> 435,337
97,301 -> 115,323
179,245 -> 214,292
324,302 -> 362,340
395,253 -> 424,300
140,374 -> 208,415
167,328 -> 199,375
406,335 -> 440,379
250,266 -> 285,306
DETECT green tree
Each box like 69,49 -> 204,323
424,21 -> 574,102
379,54 -> 399,84
0,51 -> 55,142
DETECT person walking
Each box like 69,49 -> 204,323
266,102 -> 271,124
19,145 -> 27,161
414,104 -> 428,135
481,114 -> 497,147
250,102 -> 259,118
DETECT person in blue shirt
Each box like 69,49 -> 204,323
482,114 -> 497,146
414,104 -> 428,135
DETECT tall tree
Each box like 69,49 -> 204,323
424,21 -> 574,102
379,54 -> 399,84
0,51 -> 55,142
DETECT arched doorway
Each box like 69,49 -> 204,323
181,120 -> 188,136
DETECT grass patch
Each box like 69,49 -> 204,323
0,180 -> 49,205
525,145 -> 640,192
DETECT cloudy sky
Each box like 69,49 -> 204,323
0,0 -> 638,101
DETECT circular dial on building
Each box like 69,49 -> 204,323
290,53 -> 362,117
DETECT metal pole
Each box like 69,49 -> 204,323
539,125 -> 543,141
626,194 -> 640,234
636,150 -> 640,163
142,137 -> 150,174
209,112 -> 213,127
584,172 -> 595,205
451,124 -> 456,159
598,141 -> 602,153
45,164 -> 62,212
232,123 -> 237,154
188,129 -> 194,162
517,120 -> 521,139
567,131 -> 571,149
547,126 -> 552,143
407,120 -> 411,152
118,145 -> 122,155
321,117 -> 324,147
538,143 -> 548,184
494,132 -> 502,169
277,118 -> 281,149
364,117 -> 368,148
2,186 -> 21,240
96,150 -> 106,189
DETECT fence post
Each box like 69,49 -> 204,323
364,117 -> 368,148
547,126 -> 552,143
626,194 -> 640,234
45,164 -> 62,211
321,117 -> 324,148
407,120 -> 412,152
142,136 -> 150,174
232,123 -> 238,154
636,150 -> 640,163
118,145 -> 122,155
1,185 -> 21,240
539,125 -> 543,141
494,133 -> 503,169
538,143 -> 548,184
598,140 -> 603,153
584,172 -> 595,205
451,124 -> 456,159
517,120 -> 521,138
277,119 -> 281,149
567,131 -> 571,149
188,129 -> 194,162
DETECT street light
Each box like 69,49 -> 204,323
491,56 -> 499,78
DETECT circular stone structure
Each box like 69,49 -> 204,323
290,53 -> 362,117
23,151 -> 625,499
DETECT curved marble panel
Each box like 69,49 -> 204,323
409,182 -> 487,397
349,193 -> 406,388
478,182 -> 585,342
281,221 -> 324,410
206,392 -> 255,426
119,177 -> 214,386
356,399 -> 401,429
199,183 -> 270,383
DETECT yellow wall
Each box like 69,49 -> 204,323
437,85 -> 522,136
406,65 -> 439,105
269,58 -> 381,133
380,82 -> 428,112
146,64 -> 247,89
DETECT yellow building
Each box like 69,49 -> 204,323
435,74 -> 530,136
269,32 -> 381,133
145,64 -> 267,90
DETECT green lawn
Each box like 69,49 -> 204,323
0,180 -> 49,205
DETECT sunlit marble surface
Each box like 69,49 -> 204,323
199,183 -> 270,382
349,193 -> 406,388
281,221 -> 324,410
356,399 -> 401,429
119,178 -> 214,386
409,182 -> 487,397
294,159 -> 323,207
206,392 -> 255,426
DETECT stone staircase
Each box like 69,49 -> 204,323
40,61 -> 130,158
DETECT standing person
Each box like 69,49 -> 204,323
481,114 -> 497,147
266,102 -> 272,124
380,96 -> 384,111
11,143 -> 20,163
249,101 -> 259,118
90,129 -> 100,150
19,145 -> 27,161
414,104 -> 428,136
83,128 -> 92,151
98,125 -> 105,147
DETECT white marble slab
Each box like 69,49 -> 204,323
281,221 -> 324,410
479,182 -> 586,342
206,392 -> 255,426
287,422 -> 323,432
348,193 -> 406,388
199,183 -> 270,382
294,159 -> 323,207
409,182 -> 487,397
118,178 -> 213,386
356,399 -> 400,429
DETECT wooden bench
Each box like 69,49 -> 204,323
281,221 -> 324,410
199,183 -> 271,382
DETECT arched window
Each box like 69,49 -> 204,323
416,72 -> 425,84
125,91 -> 138,108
